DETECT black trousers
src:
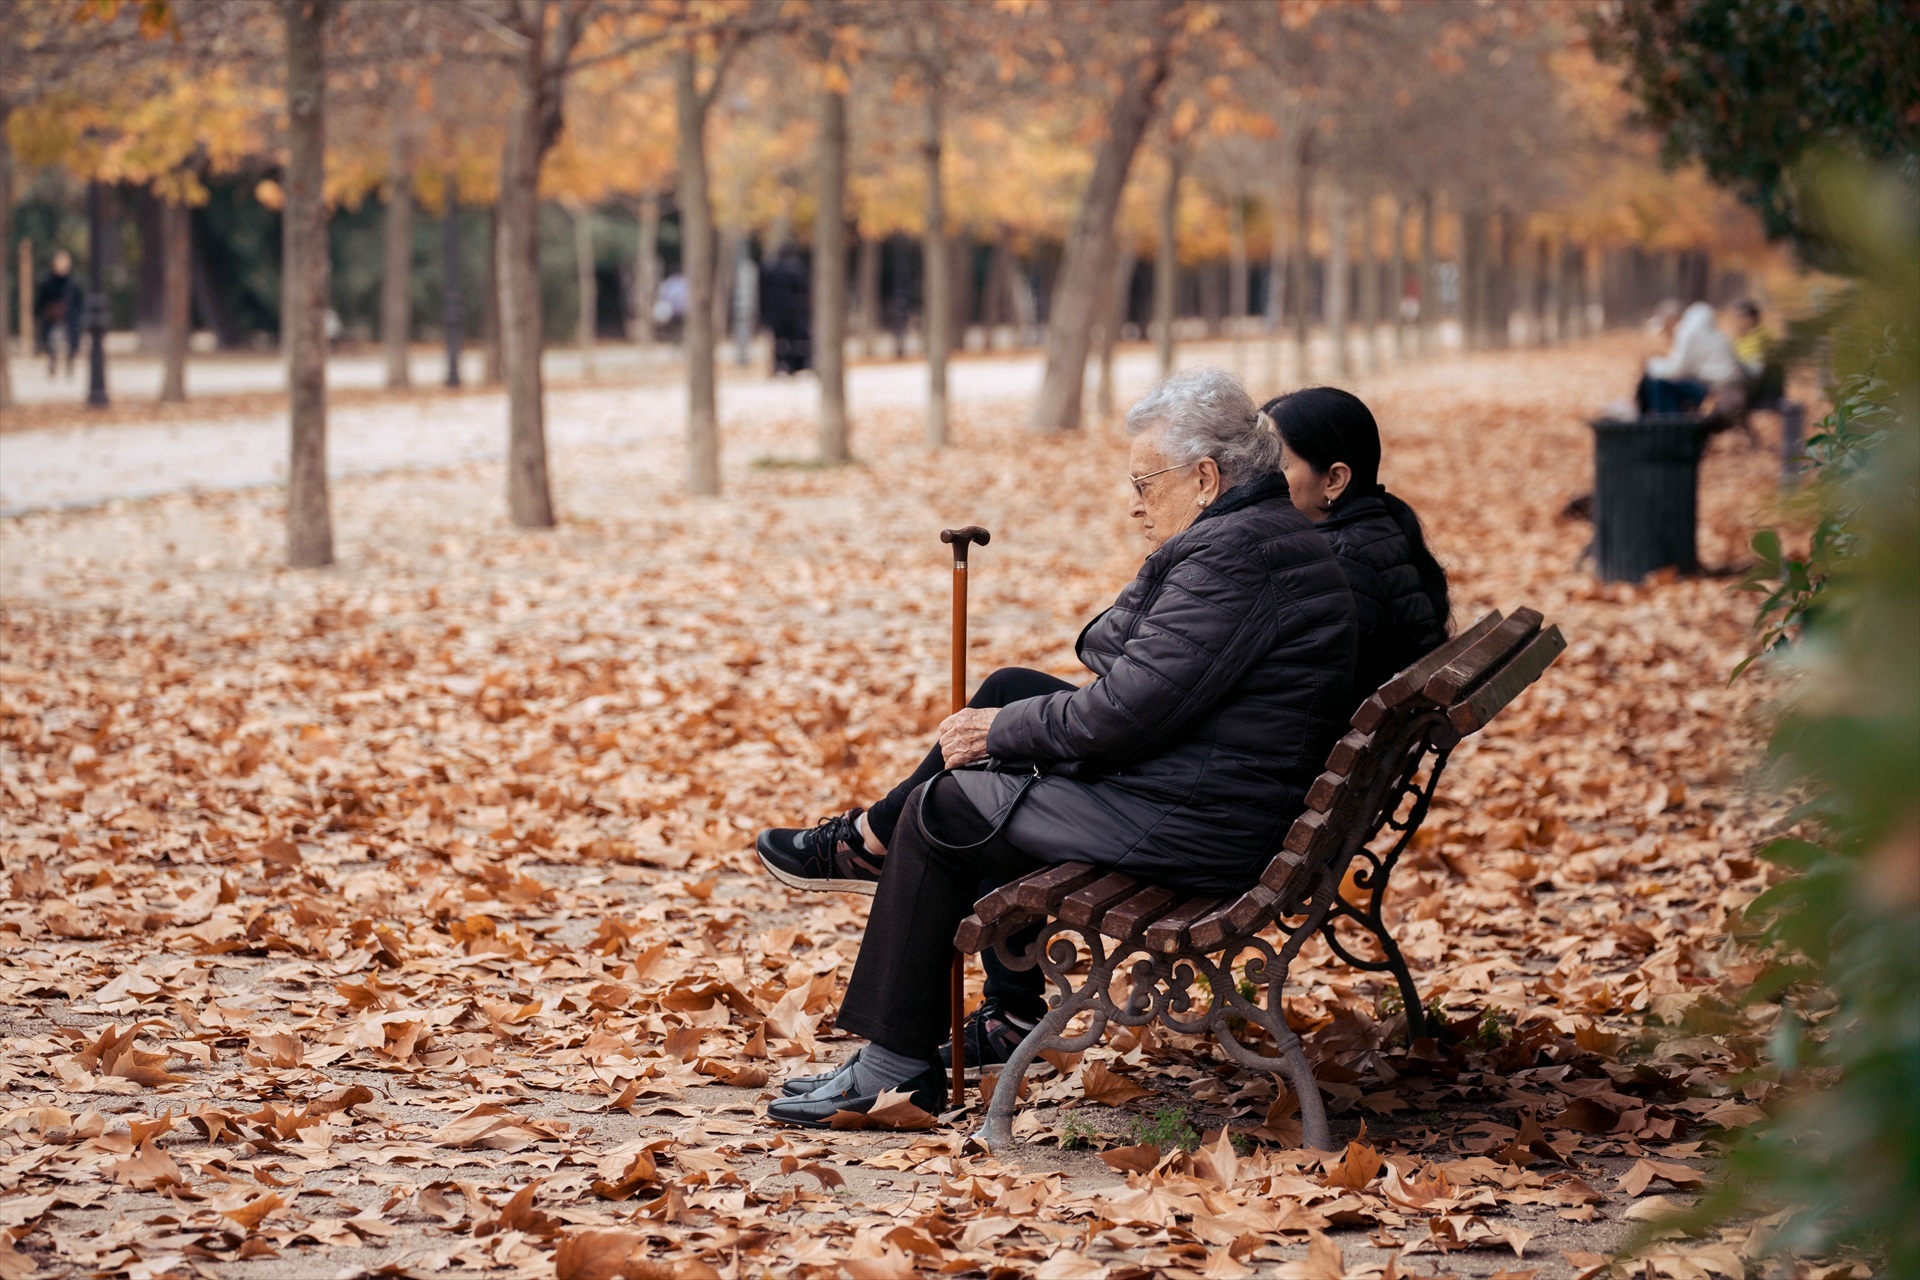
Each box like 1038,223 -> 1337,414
862,666 -> 1076,1020
1636,373 -> 1709,415
837,774 -> 1049,1059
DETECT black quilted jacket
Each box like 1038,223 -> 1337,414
1316,493 -> 1449,701
952,474 -> 1356,894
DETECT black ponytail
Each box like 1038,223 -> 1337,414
1260,386 -> 1452,634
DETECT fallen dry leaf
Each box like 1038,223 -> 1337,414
1079,1061 -> 1153,1106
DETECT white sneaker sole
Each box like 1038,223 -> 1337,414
758,847 -> 879,896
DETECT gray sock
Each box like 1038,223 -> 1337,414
850,1043 -> 936,1095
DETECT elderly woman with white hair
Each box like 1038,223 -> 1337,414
756,368 -> 1357,1126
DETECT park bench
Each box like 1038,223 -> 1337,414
956,607 -> 1567,1152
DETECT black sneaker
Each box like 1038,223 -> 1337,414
938,1000 -> 1041,1078
764,1061 -> 947,1129
756,809 -> 884,895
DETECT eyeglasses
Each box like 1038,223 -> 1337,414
1129,461 -> 1195,498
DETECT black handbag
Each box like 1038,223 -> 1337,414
911,761 -> 1044,854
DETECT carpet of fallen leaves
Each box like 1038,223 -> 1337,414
0,338 -> 1822,1280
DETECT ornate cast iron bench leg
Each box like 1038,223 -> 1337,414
1317,746 -> 1454,1043
972,920 -> 1339,1154
976,923 -> 1119,1153
1182,940 -> 1335,1151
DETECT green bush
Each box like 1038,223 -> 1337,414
1699,160 -> 1920,1274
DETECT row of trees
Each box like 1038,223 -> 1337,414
3,0 -> 1762,566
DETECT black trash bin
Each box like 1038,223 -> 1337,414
1588,414 -> 1714,582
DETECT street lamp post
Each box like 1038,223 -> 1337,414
85,178 -> 109,407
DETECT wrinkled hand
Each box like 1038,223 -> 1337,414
938,708 -> 1000,768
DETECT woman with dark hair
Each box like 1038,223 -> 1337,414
1261,387 -> 1450,701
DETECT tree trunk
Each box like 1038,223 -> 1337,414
1096,245 -> 1134,419
1152,148 -> 1180,378
0,101 -> 11,409
498,45 -> 556,528
380,99 -> 414,389
1228,198 -> 1249,332
1008,246 -> 1037,343
921,73 -> 950,448
159,193 -> 190,402
283,0 -> 333,568
676,45 -> 720,495
1418,190 -> 1436,356
1326,188 -> 1348,377
1265,180 -> 1286,330
633,189 -> 660,343
481,207 -> 502,383
951,235 -> 973,345
1535,232 -> 1553,346
980,230 -> 1007,334
1356,193 -> 1377,372
813,68 -> 849,463
729,233 -> 754,365
1290,158 -> 1311,380
1227,198 -> 1247,375
1490,207 -> 1513,349
1028,10 -> 1174,432
856,232 -> 881,355
1389,197 -> 1407,360
1461,205 -> 1486,351
572,201 -> 595,352
1559,239 -> 1582,340
710,222 -> 734,342
1263,179 -> 1284,386
442,197 -> 462,387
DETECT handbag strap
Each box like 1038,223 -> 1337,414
911,764 -> 1042,854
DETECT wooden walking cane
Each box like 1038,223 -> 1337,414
940,526 -> 990,1109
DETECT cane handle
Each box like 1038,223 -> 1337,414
940,526 -> 991,564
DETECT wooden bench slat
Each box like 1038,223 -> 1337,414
1423,608 -> 1544,705
1058,872 -> 1142,929
955,908 -> 1040,955
1258,847 -> 1304,893
1012,863 -> 1102,913
1325,729 -> 1374,775
1378,610 -> 1504,707
1447,625 -> 1566,735
1188,884 -> 1281,952
1282,808 -> 1338,858
1350,692 -> 1395,733
1144,896 -> 1222,954
970,879 -> 1029,928
1099,884 -> 1180,941
1304,769 -> 1349,814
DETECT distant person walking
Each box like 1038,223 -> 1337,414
653,272 -> 689,344
34,250 -> 84,378
760,246 -> 812,376
1635,299 -> 1742,416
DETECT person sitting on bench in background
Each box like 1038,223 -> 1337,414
1636,298 -> 1744,417
1730,298 -> 1773,382
753,367 -> 1356,1125
1262,387 -> 1452,705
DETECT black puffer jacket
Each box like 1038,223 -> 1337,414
951,474 -> 1356,894
1316,493 -> 1449,701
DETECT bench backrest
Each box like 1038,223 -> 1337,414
957,607 -> 1567,959
1176,607 -> 1565,953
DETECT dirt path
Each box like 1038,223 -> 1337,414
1,339 -> 1793,1279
